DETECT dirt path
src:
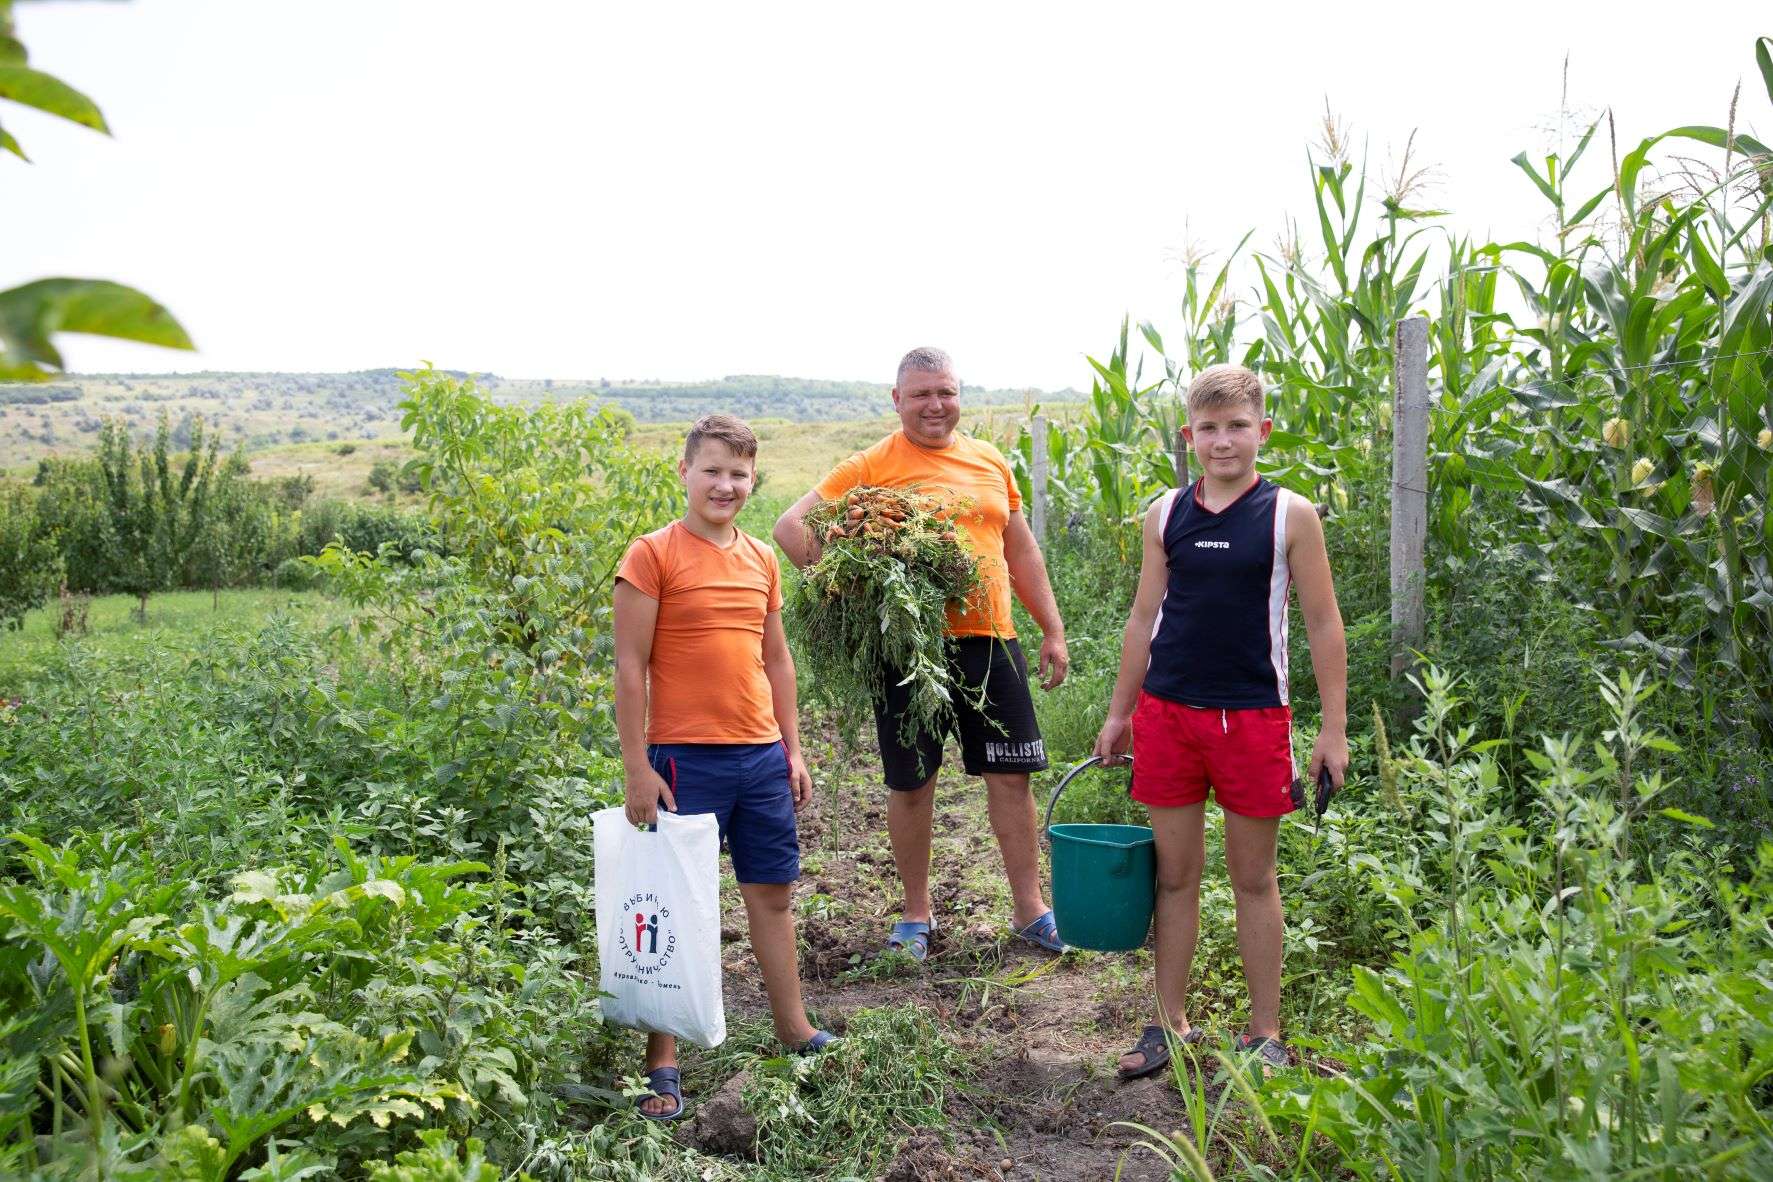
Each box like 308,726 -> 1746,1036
689,727 -> 1212,1181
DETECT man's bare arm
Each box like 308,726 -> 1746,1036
1002,511 -> 1068,688
772,488 -> 825,570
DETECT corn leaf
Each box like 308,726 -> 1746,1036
1663,125 -> 1773,160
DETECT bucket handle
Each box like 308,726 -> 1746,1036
1042,754 -> 1133,842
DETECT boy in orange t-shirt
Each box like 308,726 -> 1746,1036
613,414 -> 833,1121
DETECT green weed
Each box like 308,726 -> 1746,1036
719,1007 -> 967,1178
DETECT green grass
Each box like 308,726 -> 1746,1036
0,588 -> 341,693
245,436 -> 420,504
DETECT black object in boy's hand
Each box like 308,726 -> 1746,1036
1289,766 -> 1336,817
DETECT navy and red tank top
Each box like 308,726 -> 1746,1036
1143,476 -> 1306,710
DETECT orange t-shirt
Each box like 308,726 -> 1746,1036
815,429 -> 1021,638
616,521 -> 784,744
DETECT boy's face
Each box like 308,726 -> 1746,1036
1182,401 -> 1272,482
679,438 -> 755,530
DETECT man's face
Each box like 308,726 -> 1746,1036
891,367 -> 961,447
678,438 -> 755,529
1182,402 -> 1271,482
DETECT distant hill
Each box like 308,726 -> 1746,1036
0,370 -> 1073,469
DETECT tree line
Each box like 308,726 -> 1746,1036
0,411 -> 432,628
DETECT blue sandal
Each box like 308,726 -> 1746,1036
794,1029 -> 840,1055
1013,910 -> 1067,953
636,1066 -> 685,1122
886,919 -> 933,962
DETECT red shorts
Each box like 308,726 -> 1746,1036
1130,691 -> 1296,817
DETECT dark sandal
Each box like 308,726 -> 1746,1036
1013,909 -> 1066,953
636,1066 -> 685,1121
1236,1034 -> 1290,1069
886,919 -> 932,962
1118,1024 -> 1205,1081
793,1029 -> 840,1055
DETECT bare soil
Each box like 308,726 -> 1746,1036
690,729 -> 1222,1180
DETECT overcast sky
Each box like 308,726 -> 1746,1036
7,1 -> 1768,390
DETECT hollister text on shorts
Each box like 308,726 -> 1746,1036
985,738 -> 1045,763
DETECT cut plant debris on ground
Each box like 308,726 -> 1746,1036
613,720 -> 1298,1182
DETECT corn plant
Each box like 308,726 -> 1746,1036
1021,36 -> 1773,741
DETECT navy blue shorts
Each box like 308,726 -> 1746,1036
647,740 -> 800,884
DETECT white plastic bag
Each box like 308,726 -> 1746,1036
593,806 -> 726,1048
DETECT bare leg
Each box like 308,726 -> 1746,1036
885,774 -> 936,923
982,771 -> 1049,928
1121,803 -> 1206,1075
1223,810 -> 1284,1040
739,881 -> 818,1046
640,1031 -> 676,1116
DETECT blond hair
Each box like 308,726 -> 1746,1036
683,413 -> 758,463
1185,364 -> 1265,420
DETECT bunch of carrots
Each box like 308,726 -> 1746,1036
786,486 -> 981,749
817,487 -> 954,547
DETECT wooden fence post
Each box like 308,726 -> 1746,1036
1030,414 -> 1049,545
1173,427 -> 1190,487
1390,317 -> 1430,681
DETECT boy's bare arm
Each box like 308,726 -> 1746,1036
762,610 -> 813,809
613,580 -> 674,823
1287,497 -> 1349,788
1094,501 -> 1170,764
772,489 -> 825,569
1002,511 -> 1068,689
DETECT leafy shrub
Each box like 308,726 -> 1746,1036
306,368 -> 676,846
334,502 -> 438,561
0,834 -> 470,1177
271,555 -> 320,590
0,484 -> 61,630
1249,667 -> 1773,1179
368,459 -> 398,493
297,500 -> 435,563
365,1130 -> 515,1181
0,811 -> 612,1177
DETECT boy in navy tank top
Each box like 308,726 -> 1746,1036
1093,364 -> 1348,1075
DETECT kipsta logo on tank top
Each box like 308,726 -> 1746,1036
1194,540 -> 1230,550
618,891 -> 678,976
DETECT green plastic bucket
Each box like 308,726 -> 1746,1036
1043,756 -> 1155,952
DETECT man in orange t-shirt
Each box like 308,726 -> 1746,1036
613,414 -> 834,1122
774,347 -> 1071,962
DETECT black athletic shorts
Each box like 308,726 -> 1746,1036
873,636 -> 1049,790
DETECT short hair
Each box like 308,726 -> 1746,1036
1185,364 -> 1265,419
683,413 -> 758,463
896,346 -> 955,387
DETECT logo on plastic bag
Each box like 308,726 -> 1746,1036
618,892 -> 677,976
